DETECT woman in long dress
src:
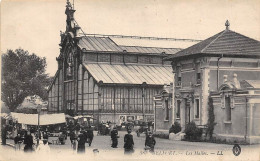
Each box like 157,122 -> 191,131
77,131 -> 86,153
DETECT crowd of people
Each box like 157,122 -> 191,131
2,119 -> 156,155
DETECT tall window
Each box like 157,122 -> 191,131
176,66 -> 181,86
165,99 -> 169,121
176,100 -> 181,118
225,96 -> 231,121
194,99 -> 199,118
196,73 -> 201,84
195,63 -> 201,84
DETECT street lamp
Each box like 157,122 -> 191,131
35,97 -> 43,146
37,105 -> 41,146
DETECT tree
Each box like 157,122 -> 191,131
1,49 -> 52,111
206,98 -> 216,140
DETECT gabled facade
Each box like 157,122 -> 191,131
163,21 -> 260,143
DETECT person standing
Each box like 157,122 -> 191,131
77,131 -> 86,153
1,125 -> 7,145
111,127 -> 118,148
70,130 -> 77,150
24,131 -> 34,152
36,139 -> 50,154
145,132 -> 156,152
14,133 -> 23,151
124,129 -> 134,154
42,131 -> 49,142
58,132 -> 66,145
86,126 -> 94,146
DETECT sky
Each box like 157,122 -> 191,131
1,0 -> 260,76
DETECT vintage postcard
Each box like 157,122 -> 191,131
1,0 -> 260,161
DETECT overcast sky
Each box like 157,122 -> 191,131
1,0 -> 260,76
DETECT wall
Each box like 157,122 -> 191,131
48,70 -> 63,112
99,86 -> 159,114
155,97 -> 173,131
171,56 -> 260,131
212,94 -> 260,144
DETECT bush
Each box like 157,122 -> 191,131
184,121 -> 202,140
153,132 -> 169,139
169,121 -> 182,134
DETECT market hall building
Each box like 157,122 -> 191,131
47,1 -> 197,125
157,21 -> 260,144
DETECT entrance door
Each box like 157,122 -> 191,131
185,98 -> 190,125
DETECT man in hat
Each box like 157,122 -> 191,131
14,133 -> 23,151
124,129 -> 134,154
24,131 -> 33,152
145,131 -> 156,152
111,127 -> 118,148
42,131 -> 49,142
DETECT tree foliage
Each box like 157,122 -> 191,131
1,49 -> 52,111
184,121 -> 202,140
206,98 -> 216,140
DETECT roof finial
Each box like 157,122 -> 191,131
225,20 -> 230,30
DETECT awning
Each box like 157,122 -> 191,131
73,115 -> 94,120
11,112 -> 66,125
0,113 -> 11,119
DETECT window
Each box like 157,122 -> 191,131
138,56 -> 150,64
85,53 -> 97,62
111,54 -> 123,63
177,77 -> 182,86
195,62 -> 201,84
165,99 -> 169,121
194,99 -> 199,118
196,73 -> 201,84
98,53 -> 110,62
124,55 -> 137,63
225,96 -> 231,121
176,100 -> 181,118
150,57 -> 162,64
176,66 -> 181,86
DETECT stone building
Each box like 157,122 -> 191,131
211,77 -> 260,144
47,1 -> 197,125
158,21 -> 260,144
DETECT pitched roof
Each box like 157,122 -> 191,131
165,29 -> 260,60
240,80 -> 260,89
83,63 -> 172,85
77,36 -> 194,55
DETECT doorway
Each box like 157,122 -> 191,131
185,98 -> 191,125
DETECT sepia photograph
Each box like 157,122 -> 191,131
1,0 -> 260,160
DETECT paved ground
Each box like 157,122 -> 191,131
1,131 -> 259,161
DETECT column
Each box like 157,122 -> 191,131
171,73 -> 176,125
201,68 -> 210,125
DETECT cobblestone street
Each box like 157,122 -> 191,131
1,131 -> 259,161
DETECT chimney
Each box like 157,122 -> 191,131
223,75 -> 228,83
233,73 -> 241,89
